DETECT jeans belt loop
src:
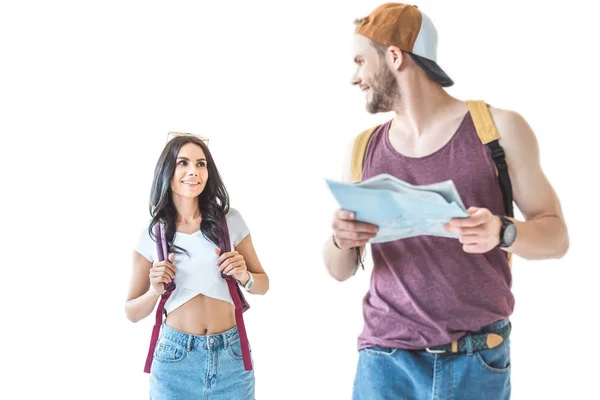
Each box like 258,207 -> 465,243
465,335 -> 473,356
186,334 -> 193,352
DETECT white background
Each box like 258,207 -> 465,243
1,0 -> 598,399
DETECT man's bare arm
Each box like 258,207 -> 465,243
492,108 -> 569,259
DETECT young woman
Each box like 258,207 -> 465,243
125,134 -> 269,399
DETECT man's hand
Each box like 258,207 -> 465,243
446,207 -> 502,253
332,209 -> 379,251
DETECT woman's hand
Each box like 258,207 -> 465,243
215,248 -> 249,284
149,253 -> 176,295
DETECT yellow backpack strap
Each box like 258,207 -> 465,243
351,125 -> 380,183
467,100 -> 513,268
466,100 -> 500,144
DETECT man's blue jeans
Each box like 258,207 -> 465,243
352,319 -> 511,400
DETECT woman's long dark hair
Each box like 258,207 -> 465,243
147,136 -> 230,256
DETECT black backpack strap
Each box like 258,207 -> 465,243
466,100 -> 514,217
486,140 -> 514,218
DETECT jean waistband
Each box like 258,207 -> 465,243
474,318 -> 510,334
159,322 -> 240,350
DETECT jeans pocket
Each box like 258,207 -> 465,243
362,346 -> 398,357
474,341 -> 511,374
154,339 -> 187,363
227,338 -> 251,361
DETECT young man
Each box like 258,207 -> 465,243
322,4 -> 569,399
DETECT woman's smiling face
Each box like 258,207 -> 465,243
170,142 -> 209,199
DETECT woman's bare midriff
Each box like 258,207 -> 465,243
165,293 -> 236,335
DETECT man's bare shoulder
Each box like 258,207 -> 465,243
490,107 -> 535,144
489,106 -> 539,163
489,106 -> 531,138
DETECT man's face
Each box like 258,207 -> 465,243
351,35 -> 400,114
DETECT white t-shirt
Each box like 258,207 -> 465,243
135,208 -> 250,314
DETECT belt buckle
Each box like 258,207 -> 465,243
425,347 -> 446,354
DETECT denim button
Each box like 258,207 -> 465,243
209,338 -> 214,344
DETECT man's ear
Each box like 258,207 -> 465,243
389,47 -> 405,71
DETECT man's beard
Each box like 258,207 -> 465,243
366,65 -> 400,114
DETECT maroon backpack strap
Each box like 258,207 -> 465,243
219,217 -> 253,371
143,222 -> 175,374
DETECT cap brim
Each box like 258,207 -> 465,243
408,53 -> 454,87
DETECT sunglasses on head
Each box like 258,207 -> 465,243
166,132 -> 210,146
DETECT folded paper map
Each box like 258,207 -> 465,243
326,174 -> 469,243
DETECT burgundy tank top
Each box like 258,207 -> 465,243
358,110 -> 514,351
